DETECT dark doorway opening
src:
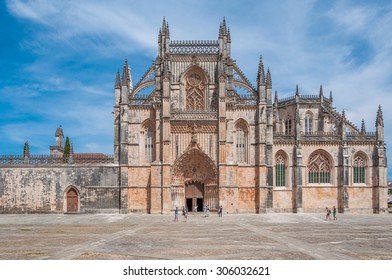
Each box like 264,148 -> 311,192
186,198 -> 192,212
196,198 -> 203,212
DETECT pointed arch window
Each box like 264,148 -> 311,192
143,124 -> 154,163
308,152 -> 331,183
236,123 -> 248,163
285,119 -> 292,134
353,155 -> 365,183
305,112 -> 313,134
276,154 -> 286,187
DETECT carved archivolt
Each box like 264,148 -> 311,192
171,144 -> 217,186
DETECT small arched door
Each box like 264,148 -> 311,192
66,188 -> 79,213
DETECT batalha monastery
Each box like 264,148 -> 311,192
0,19 -> 388,214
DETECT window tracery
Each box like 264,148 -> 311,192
353,155 -> 365,183
308,152 -> 331,183
305,112 -> 313,133
276,154 -> 286,187
186,73 -> 205,110
236,123 -> 247,163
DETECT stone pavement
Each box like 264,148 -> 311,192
0,213 -> 391,260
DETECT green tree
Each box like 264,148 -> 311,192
63,136 -> 71,163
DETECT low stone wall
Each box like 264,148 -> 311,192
0,165 -> 120,214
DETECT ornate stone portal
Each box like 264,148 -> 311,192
171,133 -> 218,210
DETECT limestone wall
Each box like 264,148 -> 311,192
0,165 -> 119,213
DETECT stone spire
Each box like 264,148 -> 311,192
319,84 -> 324,97
329,90 -> 333,102
266,67 -> 272,89
361,118 -> 366,134
295,84 -> 299,97
128,66 -> 133,91
227,27 -> 231,42
274,90 -> 278,106
121,58 -> 129,86
257,55 -> 265,86
342,109 -> 346,120
115,70 -> 121,89
376,105 -> 384,127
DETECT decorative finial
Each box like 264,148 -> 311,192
295,84 -> 299,97
329,90 -> 333,102
342,109 -> 346,120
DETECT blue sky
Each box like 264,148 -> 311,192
1,0 -> 392,179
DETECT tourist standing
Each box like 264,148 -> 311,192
325,207 -> 331,220
219,205 -> 223,217
174,207 -> 179,222
333,206 -> 337,220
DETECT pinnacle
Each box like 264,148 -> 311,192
266,67 -> 272,89
329,90 -> 333,102
115,70 -> 121,89
361,119 -> 366,134
376,105 -> 384,126
295,84 -> 299,96
319,84 -> 323,97
257,54 -> 265,85
122,58 -> 129,86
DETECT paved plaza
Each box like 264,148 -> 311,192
0,212 -> 391,260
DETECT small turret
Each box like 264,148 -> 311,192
55,126 -> 64,148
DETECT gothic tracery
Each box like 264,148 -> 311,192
186,73 -> 205,110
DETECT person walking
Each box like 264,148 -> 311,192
219,205 -> 223,217
333,206 -> 337,220
174,207 -> 179,222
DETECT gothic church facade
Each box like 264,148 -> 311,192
0,19 -> 388,214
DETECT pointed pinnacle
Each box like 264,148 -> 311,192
377,105 -> 384,126
122,59 -> 128,86
329,90 -> 333,102
274,90 -> 278,104
227,27 -> 231,42
266,67 -> 272,89
361,118 -> 366,134
319,84 -> 323,97
223,16 -> 227,32
115,70 -> 121,89
342,109 -> 346,120
257,55 -> 265,85
295,84 -> 299,96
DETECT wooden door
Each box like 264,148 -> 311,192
66,189 -> 78,213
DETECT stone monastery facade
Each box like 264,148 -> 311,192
0,19 -> 388,214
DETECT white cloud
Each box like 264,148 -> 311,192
3,0 -> 392,177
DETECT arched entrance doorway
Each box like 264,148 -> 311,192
171,143 -> 218,210
66,188 -> 79,213
185,181 -> 204,212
